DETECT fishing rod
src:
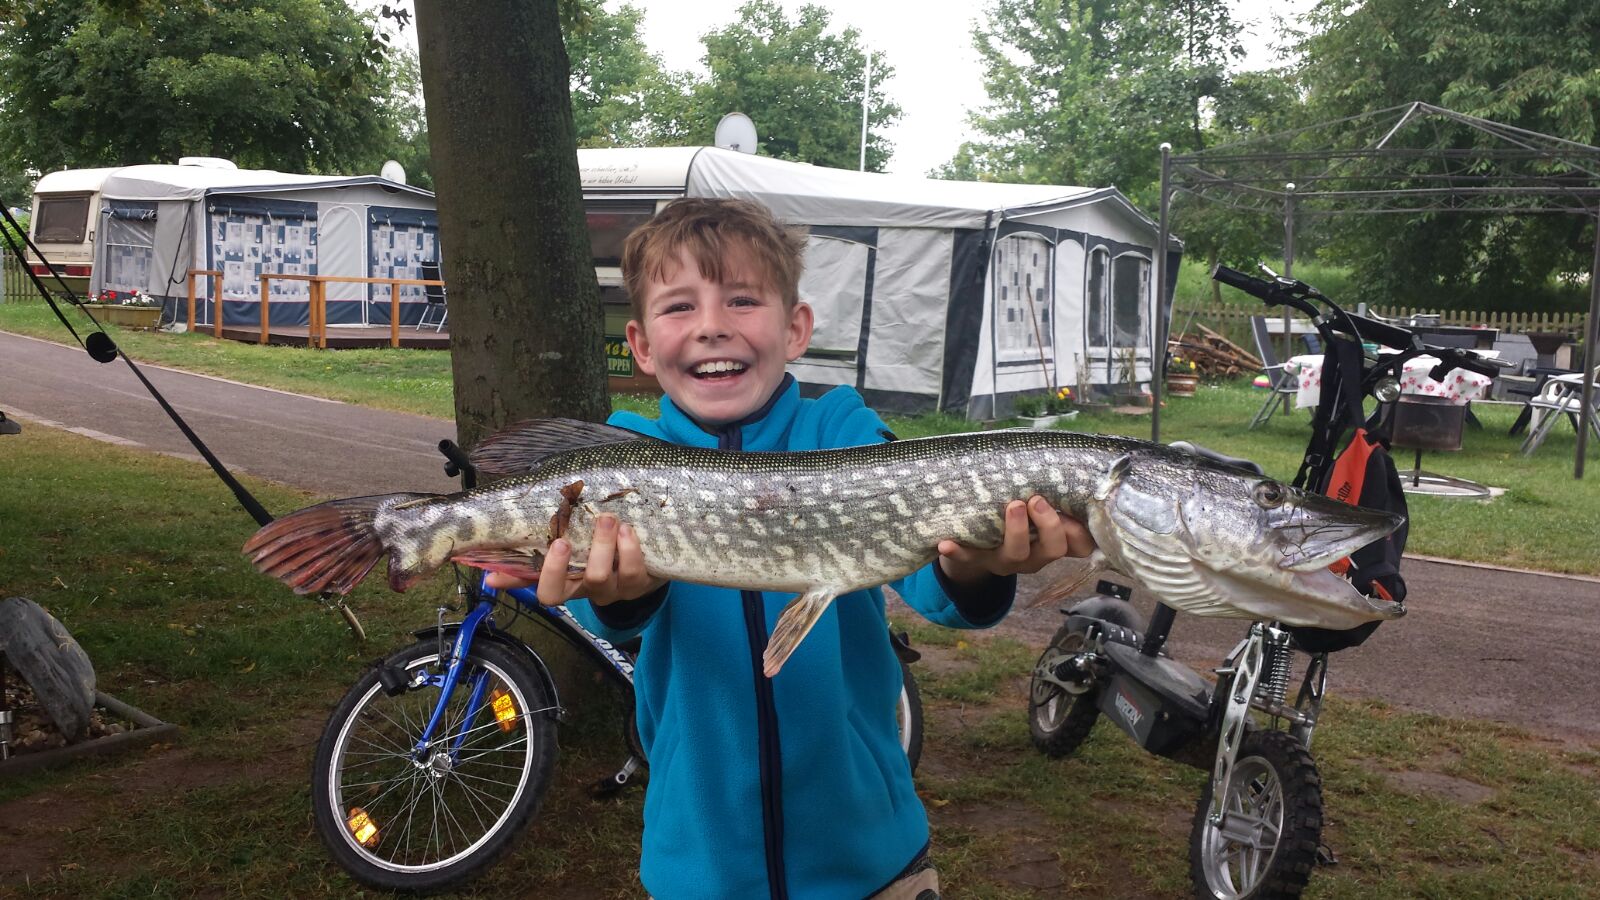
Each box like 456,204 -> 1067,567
0,203 -> 365,639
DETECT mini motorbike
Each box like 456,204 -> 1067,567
1027,266 -> 1503,899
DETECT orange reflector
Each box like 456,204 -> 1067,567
490,689 -> 518,732
347,807 -> 379,848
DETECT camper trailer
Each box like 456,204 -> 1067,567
578,147 -> 1181,418
24,167 -> 122,297
32,159 -> 436,327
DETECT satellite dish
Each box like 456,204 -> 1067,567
380,160 -> 408,185
714,113 -> 759,154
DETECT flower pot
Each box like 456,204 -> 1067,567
1166,374 -> 1199,396
1019,410 -> 1079,429
80,303 -> 161,329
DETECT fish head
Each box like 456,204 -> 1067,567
1088,451 -> 1406,628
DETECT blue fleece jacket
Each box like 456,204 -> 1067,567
568,377 -> 1015,900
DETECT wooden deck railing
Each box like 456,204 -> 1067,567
184,271 -> 446,348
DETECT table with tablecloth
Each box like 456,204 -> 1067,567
1283,353 -> 1496,409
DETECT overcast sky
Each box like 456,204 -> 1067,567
375,0 -> 1316,176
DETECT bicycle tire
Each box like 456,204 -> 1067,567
312,639 -> 558,893
898,661 -> 924,773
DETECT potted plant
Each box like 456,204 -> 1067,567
80,289 -> 163,329
1167,356 -> 1200,396
1013,387 -> 1079,428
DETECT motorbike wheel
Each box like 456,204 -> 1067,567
1189,730 -> 1323,900
312,639 -> 558,893
898,661 -> 924,773
1027,602 -> 1139,758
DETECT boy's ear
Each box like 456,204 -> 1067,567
785,301 -> 814,362
625,319 -> 656,376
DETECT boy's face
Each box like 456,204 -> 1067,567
626,244 -> 813,426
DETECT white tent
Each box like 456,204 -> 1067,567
89,162 -> 436,328
580,147 -> 1181,417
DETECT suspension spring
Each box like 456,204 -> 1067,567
1256,639 -> 1294,707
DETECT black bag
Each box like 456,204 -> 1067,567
1287,336 -> 1409,654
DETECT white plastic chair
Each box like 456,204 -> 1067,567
1519,366 -> 1600,455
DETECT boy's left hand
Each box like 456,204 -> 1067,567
937,495 -> 1095,586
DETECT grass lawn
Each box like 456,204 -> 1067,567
1,425 -> 1594,896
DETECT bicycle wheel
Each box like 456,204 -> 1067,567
1028,601 -> 1139,758
897,661 -> 924,773
312,639 -> 558,893
1189,730 -> 1323,900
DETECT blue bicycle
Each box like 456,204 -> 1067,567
309,440 -> 924,893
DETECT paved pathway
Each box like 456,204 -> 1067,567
5,328 -> 1597,740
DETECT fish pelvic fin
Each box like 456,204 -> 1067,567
763,588 -> 841,678
243,494 -> 431,596
450,549 -> 545,583
1026,549 -> 1110,609
468,418 -> 647,477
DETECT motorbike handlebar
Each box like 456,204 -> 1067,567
1423,345 -> 1509,382
1210,265 -> 1323,319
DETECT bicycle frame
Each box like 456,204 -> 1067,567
407,576 -> 637,760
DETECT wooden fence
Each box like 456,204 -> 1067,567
1172,302 -> 1589,352
2,247 -> 32,303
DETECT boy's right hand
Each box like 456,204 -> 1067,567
483,514 -> 664,608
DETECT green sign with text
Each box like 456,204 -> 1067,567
606,335 -> 634,378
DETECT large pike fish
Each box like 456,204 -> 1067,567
243,420 -> 1405,676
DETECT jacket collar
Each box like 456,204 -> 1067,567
656,374 -> 798,451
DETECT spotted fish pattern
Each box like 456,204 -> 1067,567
243,421 -> 1406,676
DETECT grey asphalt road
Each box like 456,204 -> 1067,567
0,329 -> 458,496
5,328 -> 1598,740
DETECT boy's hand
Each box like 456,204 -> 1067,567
937,496 -> 1096,587
483,514 -> 664,607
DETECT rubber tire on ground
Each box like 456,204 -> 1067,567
312,639 -> 558,894
899,661 -> 924,773
1027,602 -> 1141,758
1188,730 -> 1323,900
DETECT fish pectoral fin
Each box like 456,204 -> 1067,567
450,549 -> 545,582
763,588 -> 841,678
1026,549 -> 1110,609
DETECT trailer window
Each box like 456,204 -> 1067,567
993,233 -> 1054,362
586,201 -> 657,268
1111,254 -> 1149,349
35,195 -> 90,244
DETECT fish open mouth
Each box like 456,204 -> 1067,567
1272,502 -> 1405,571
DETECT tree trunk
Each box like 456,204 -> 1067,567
413,3 -> 611,704
414,2 -> 610,450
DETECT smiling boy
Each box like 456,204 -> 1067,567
489,197 -> 1093,899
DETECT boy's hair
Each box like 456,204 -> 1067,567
622,197 -> 807,321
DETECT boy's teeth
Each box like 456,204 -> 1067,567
694,361 -> 747,374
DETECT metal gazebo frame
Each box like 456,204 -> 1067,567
1150,102 -> 1600,478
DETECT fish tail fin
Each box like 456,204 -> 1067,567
1026,550 -> 1109,609
763,589 -> 840,678
243,494 -> 429,595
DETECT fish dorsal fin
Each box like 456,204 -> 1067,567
469,418 -> 645,476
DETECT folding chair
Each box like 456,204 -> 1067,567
1248,315 -> 1301,429
417,261 -> 447,333
1519,365 -> 1600,455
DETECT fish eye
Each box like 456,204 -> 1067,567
1253,481 -> 1286,509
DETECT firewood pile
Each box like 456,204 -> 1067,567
1169,324 -> 1263,377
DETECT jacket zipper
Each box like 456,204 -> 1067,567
721,423 -> 788,900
